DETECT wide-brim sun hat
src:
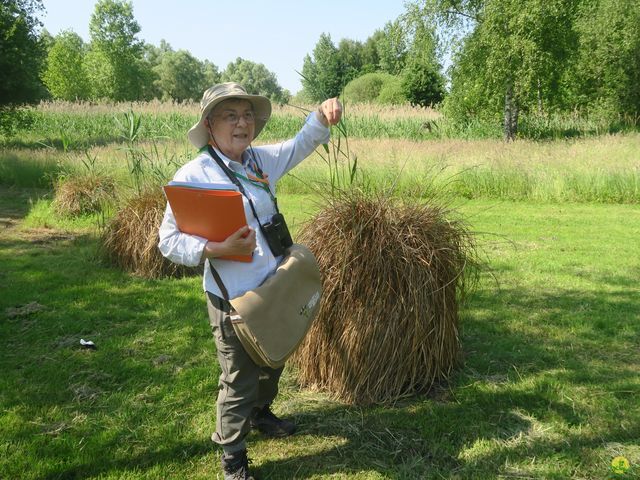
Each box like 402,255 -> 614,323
187,82 -> 272,149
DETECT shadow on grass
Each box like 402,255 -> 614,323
255,272 -> 640,478
0,185 -> 49,220
1,221 -> 638,478
36,440 -> 214,480
255,400 -> 636,479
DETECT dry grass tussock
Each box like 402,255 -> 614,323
292,191 -> 477,405
100,188 -> 198,278
52,174 -> 117,217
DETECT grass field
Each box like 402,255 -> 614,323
2,102 -> 639,203
1,187 -> 638,479
1,102 -> 639,479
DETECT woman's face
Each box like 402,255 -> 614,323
206,99 -> 255,162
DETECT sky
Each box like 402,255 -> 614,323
39,0 -> 409,94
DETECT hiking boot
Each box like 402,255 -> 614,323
250,404 -> 296,437
221,449 -> 255,480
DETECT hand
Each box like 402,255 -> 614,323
203,226 -> 256,259
221,225 -> 256,256
317,98 -> 342,126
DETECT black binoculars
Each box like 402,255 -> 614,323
262,213 -> 293,257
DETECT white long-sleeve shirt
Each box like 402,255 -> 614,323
158,112 -> 330,299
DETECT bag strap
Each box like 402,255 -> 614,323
207,145 -> 282,216
205,146 -> 286,302
208,261 -> 230,301
205,146 -> 258,302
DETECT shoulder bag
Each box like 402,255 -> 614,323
207,146 -> 322,368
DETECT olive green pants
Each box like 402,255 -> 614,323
206,292 -> 284,451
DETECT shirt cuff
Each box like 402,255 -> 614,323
306,111 -> 330,131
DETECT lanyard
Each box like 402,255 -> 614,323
206,145 -> 281,224
205,146 -> 285,298
200,145 -> 278,204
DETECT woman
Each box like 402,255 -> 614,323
158,82 -> 342,480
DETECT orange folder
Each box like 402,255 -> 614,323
163,185 -> 251,262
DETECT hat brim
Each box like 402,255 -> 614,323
187,94 -> 272,149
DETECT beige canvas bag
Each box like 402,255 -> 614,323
209,244 -> 322,368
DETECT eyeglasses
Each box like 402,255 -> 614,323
213,111 -> 256,125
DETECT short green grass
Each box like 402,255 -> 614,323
1,187 -> 638,479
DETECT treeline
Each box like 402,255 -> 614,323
299,4 -> 445,108
1,0 -> 289,106
299,0 -> 640,138
430,0 -> 640,139
2,0 -> 639,139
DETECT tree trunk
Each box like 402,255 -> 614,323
504,83 -> 519,141
537,78 -> 543,115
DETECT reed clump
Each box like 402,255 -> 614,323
52,174 -> 117,217
100,188 -> 198,278
292,190 -> 476,405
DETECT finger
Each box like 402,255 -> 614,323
230,225 -> 250,239
329,99 -> 342,123
245,231 -> 257,249
238,228 -> 255,243
332,108 -> 342,124
323,104 -> 335,123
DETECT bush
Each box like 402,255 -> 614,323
288,88 -> 316,106
0,107 -> 36,137
343,72 -> 400,104
402,62 -> 445,107
377,76 -> 407,105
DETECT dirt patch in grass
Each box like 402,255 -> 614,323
22,228 -> 77,243
5,301 -> 46,318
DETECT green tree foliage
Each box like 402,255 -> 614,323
377,76 -> 407,104
142,38 -> 172,68
343,72 -> 399,103
303,32 -> 391,101
42,30 -> 90,100
564,0 -> 640,118
421,0 -> 580,138
301,33 -> 343,101
138,39 -> 174,100
401,4 -> 445,106
0,0 -> 46,106
87,0 -> 149,101
89,0 -> 141,53
402,60 -> 444,107
221,57 -> 288,104
154,50 -> 206,102
419,0 -> 640,134
202,60 -> 221,88
376,19 -> 408,75
301,13 -> 444,106
361,32 -> 383,74
39,28 -> 54,56
84,47 -> 117,100
336,38 -> 365,86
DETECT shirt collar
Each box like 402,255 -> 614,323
205,146 -> 249,172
